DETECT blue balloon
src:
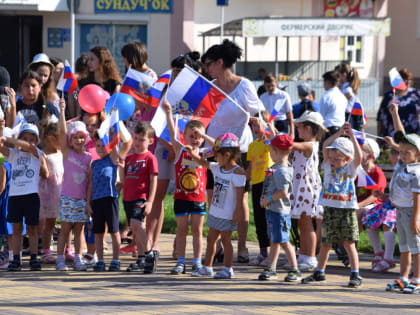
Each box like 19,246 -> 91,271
105,92 -> 135,120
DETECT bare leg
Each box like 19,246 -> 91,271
11,223 -> 23,258
42,218 -> 56,251
132,219 -> 149,254
343,240 -> 359,271
191,214 -> 204,260
220,231 -> 233,268
73,223 -> 85,255
175,216 -> 188,259
203,228 -> 220,267
317,243 -> 332,270
237,192 -> 249,258
27,225 -> 38,255
268,242 -> 281,267
57,222 -> 72,256
298,214 -> 316,257
147,179 -> 169,249
110,232 -> 121,260
95,233 -> 105,261
281,242 -> 298,269
400,252 -> 411,279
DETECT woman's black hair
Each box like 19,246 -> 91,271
322,70 -> 339,86
49,57 -> 63,67
75,53 -> 89,74
201,39 -> 242,69
19,69 -> 43,86
171,51 -> 202,72
295,99 -> 315,118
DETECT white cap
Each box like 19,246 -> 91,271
326,137 -> 354,158
364,138 -> 380,160
18,123 -> 39,144
405,134 -> 420,151
293,110 -> 327,131
28,53 -> 55,70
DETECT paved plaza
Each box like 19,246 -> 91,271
0,234 -> 419,314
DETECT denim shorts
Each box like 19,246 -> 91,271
266,210 -> 291,244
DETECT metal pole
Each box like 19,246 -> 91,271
220,6 -> 224,43
70,0 -> 75,69
275,36 -> 278,79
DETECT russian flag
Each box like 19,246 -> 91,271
98,110 -> 120,153
56,60 -> 78,94
353,129 -> 366,147
269,95 -> 287,122
151,66 -> 226,143
120,68 -> 162,107
357,167 -> 379,190
351,101 -> 367,126
156,70 -> 171,86
389,67 -> 407,91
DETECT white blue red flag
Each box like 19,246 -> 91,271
269,96 -> 287,122
56,60 -> 78,94
389,67 -> 407,91
151,67 -> 226,143
120,68 -> 162,107
351,101 -> 367,126
357,167 -> 378,190
353,129 -> 366,147
98,110 -> 120,153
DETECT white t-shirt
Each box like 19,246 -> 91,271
390,160 -> 420,208
206,78 -> 264,153
319,87 -> 347,128
260,88 -> 292,121
341,82 -> 357,114
6,148 -> 42,197
209,162 -> 246,220
319,160 -> 359,209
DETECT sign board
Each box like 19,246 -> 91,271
95,0 -> 172,13
242,18 -> 390,37
48,28 -> 71,48
324,0 -> 374,18
217,0 -> 228,6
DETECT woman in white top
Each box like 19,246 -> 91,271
260,73 -> 294,138
202,39 -> 264,262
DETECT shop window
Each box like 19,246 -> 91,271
80,23 -> 147,75
340,36 -> 363,67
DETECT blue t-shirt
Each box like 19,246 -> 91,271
0,162 -> 11,235
292,101 -> 320,119
91,155 -> 118,200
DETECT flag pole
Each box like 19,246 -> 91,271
184,64 -> 248,115
392,88 -> 396,105
352,129 -> 384,140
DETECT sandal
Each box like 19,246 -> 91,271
386,279 -> 408,292
237,248 -> 249,263
373,259 -> 395,273
371,252 -> 384,270
403,281 -> 420,294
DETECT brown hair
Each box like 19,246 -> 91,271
93,129 -> 100,141
134,122 -> 155,138
28,63 -> 57,102
335,63 -> 361,94
263,73 -> 277,84
214,146 -> 240,162
121,41 -> 148,70
302,121 -> 325,141
399,68 -> 413,88
87,46 -> 122,84
185,119 -> 205,131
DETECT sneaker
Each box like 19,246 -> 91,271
301,270 -> 326,284
41,252 -> 56,264
386,279 -> 409,292
249,254 -> 267,266
30,257 -> 42,271
285,269 -> 302,282
214,268 -> 235,279
144,252 -> 156,274
298,258 -> 318,272
403,281 -> 420,294
65,251 -> 74,262
373,259 -> 396,273
73,261 -> 87,271
258,268 -> 278,281
83,254 -> 97,266
191,266 -> 214,277
93,261 -> 106,272
348,273 -> 363,288
192,263 -> 202,273
109,260 -> 120,272
7,260 -> 22,272
56,261 -> 68,271
171,262 -> 186,275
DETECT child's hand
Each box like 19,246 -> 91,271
184,145 -> 193,154
260,195 -> 270,208
0,136 -> 5,146
116,182 -> 123,195
342,122 -> 352,136
4,87 -> 15,106
372,190 -> 387,200
191,127 -> 204,138
162,100 -> 171,113
143,201 -> 152,216
389,102 -> 398,115
59,98 -> 66,112
384,136 -> 395,147
410,219 -> 420,235
117,156 -> 125,168
87,205 -> 93,217
0,119 -> 5,130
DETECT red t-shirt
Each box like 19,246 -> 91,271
356,165 -> 387,204
174,148 -> 207,202
123,151 -> 158,201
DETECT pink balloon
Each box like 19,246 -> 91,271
78,84 -> 109,114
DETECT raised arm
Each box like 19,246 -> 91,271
5,87 -> 16,128
184,145 -> 209,168
162,99 -> 182,155
322,127 -> 344,161
58,98 -> 69,158
4,137 -> 39,158
287,110 -> 295,139
344,122 -> 362,168
389,102 -> 405,134
0,119 -> 9,156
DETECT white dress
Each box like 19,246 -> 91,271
290,142 -> 323,219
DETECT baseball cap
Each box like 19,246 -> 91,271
214,133 -> 239,150
28,53 -> 55,70
293,110 -> 327,131
67,121 -> 89,141
264,134 -> 294,151
18,123 -> 39,144
364,138 -> 380,160
297,83 -> 311,97
395,131 -> 420,151
326,137 -> 354,158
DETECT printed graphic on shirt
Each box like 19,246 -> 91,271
19,109 -> 39,124
126,159 -> 146,179
12,155 -> 35,182
212,176 -> 230,208
321,169 -> 355,202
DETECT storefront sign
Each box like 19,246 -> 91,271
243,18 -> 390,37
48,28 -> 71,48
324,0 -> 374,18
94,0 -> 172,13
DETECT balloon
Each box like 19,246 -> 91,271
78,84 -> 109,114
105,92 -> 135,121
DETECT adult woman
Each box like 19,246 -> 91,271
377,68 -> 420,137
202,39 -> 264,262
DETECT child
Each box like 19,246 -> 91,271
302,122 -> 363,287
355,138 -> 390,271
38,123 -> 64,264
381,103 -> 420,293
258,134 -> 301,282
123,122 -> 158,274
88,131 -> 121,271
0,150 -> 11,268
290,111 -> 326,271
190,133 -> 246,279
56,100 -> 91,271
247,112 -> 275,266
162,100 -> 210,274
0,121 -> 48,271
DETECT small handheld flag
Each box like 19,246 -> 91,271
97,110 -> 120,154
353,129 -> 366,147
269,95 -> 287,122
389,67 -> 407,91
56,60 -> 78,94
357,167 -> 379,190
351,101 -> 367,126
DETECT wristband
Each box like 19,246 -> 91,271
268,194 -> 273,203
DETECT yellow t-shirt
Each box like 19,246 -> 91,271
247,138 -> 273,185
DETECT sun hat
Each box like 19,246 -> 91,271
293,110 -> 328,131
214,133 -> 239,150
28,53 -> 55,70
18,123 -> 40,144
364,138 -> 380,160
264,134 -> 294,151
67,121 -> 89,141
326,137 -> 354,158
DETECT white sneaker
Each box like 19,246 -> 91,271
83,254 -> 97,266
214,269 -> 235,279
299,258 -> 318,272
191,266 -> 214,277
73,261 -> 87,271
56,261 -> 68,271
